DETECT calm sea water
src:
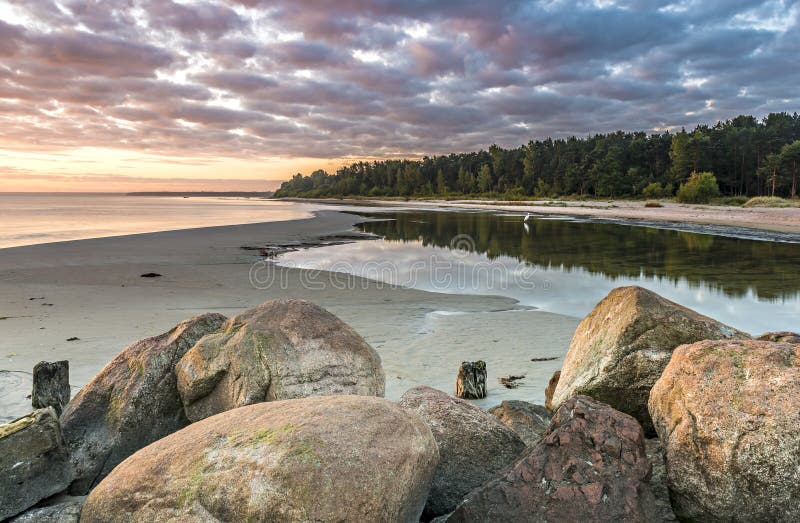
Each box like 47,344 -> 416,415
278,210 -> 800,334
2,196 -> 798,333
0,193 -> 319,248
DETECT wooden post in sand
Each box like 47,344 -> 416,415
32,360 -> 70,417
456,360 -> 487,399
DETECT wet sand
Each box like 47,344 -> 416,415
0,210 -> 579,421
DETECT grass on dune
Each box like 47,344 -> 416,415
743,196 -> 799,208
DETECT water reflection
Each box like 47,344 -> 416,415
278,211 -> 800,334
356,211 -> 800,301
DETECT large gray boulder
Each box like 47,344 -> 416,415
488,400 -> 552,446
0,408 -> 72,520
399,386 -> 526,519
60,313 -> 227,494
9,495 -> 84,522
551,286 -> 750,433
446,396 -> 659,522
649,340 -> 800,522
81,396 -> 438,523
176,298 -> 385,422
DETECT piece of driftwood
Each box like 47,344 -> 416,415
498,375 -> 526,389
456,361 -> 487,399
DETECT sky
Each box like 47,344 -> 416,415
0,0 -> 798,192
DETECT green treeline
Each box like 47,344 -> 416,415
275,113 -> 800,199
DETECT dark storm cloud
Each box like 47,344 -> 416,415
0,0 -> 797,160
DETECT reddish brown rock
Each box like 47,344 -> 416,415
551,286 -> 750,433
649,340 -> 800,522
446,395 -> 658,523
81,396 -> 438,523
544,370 -> 560,411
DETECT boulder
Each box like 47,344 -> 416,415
81,396 -> 438,523
455,360 -> 486,399
544,369 -> 560,411
176,298 -> 385,422
648,340 -> 800,522
399,386 -> 526,518
645,438 -> 677,522
0,408 -> 73,520
446,395 -> 658,522
757,331 -> 800,343
551,286 -> 750,433
32,360 -> 70,416
60,313 -> 227,494
9,495 -> 84,522
488,400 -> 551,446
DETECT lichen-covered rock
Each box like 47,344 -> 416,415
176,298 -> 385,422
81,396 -> 438,523
60,313 -> 227,494
488,400 -> 551,446
648,340 -> 800,522
455,360 -> 486,399
9,495 -> 84,522
757,331 -> 800,343
446,395 -> 658,523
0,408 -> 73,520
544,370 -> 560,411
399,386 -> 526,518
551,286 -> 750,433
32,360 -> 70,416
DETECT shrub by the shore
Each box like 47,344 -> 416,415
644,201 -> 663,208
641,182 -> 673,199
743,196 -> 798,208
676,172 -> 721,204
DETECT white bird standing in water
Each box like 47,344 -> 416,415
524,213 -> 531,222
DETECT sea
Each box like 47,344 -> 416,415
0,193 -> 319,249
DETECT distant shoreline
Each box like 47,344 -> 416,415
126,191 -> 274,197
281,197 -> 800,236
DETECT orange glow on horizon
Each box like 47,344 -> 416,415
0,147 -> 377,192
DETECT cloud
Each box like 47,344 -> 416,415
0,0 -> 796,164
147,0 -> 246,38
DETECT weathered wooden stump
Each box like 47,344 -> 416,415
32,360 -> 70,416
456,360 -> 487,399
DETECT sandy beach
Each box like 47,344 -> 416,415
0,210 -> 578,422
291,198 -> 800,236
